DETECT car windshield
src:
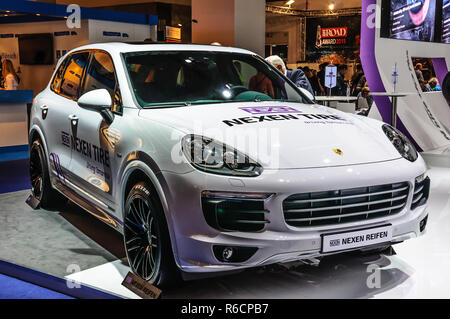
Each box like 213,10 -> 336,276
123,50 -> 312,108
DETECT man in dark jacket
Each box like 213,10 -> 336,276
317,62 -> 329,93
287,68 -> 314,96
265,55 -> 314,97
331,64 -> 348,96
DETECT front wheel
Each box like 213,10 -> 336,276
29,139 -> 65,210
123,183 -> 180,288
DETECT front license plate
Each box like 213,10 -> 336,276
322,225 -> 393,253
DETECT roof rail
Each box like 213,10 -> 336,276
125,39 -> 190,45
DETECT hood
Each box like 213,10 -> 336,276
139,102 -> 401,169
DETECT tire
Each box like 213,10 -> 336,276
29,139 -> 65,210
123,182 -> 180,288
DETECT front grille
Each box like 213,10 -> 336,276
202,195 -> 269,232
283,182 -> 410,228
411,177 -> 430,210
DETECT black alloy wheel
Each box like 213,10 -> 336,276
29,142 -> 44,201
124,190 -> 162,281
123,183 -> 179,287
29,139 -> 66,210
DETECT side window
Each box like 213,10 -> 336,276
59,52 -> 90,100
234,59 -> 278,99
82,51 -> 122,113
112,88 -> 123,114
51,57 -> 70,94
232,60 -> 258,88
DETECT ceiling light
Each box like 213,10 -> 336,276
285,0 -> 295,6
328,3 -> 335,10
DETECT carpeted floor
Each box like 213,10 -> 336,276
0,274 -> 73,299
0,159 -> 30,194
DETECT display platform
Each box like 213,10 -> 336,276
0,166 -> 448,299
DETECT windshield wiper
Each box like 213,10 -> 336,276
143,102 -> 192,109
277,99 -> 311,104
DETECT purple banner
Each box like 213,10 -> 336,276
432,57 -> 450,106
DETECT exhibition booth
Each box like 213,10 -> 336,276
0,0 -> 449,300
0,0 -> 157,153
361,0 -> 450,160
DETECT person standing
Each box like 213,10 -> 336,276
415,63 -> 424,83
265,55 -> 314,96
332,64 -> 348,96
0,59 -> 19,90
317,62 -> 329,95
356,87 -> 373,111
303,67 -> 322,96
351,64 -> 364,96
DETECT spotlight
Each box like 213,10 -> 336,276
285,0 -> 295,5
328,2 -> 335,10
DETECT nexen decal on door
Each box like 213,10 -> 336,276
61,131 -> 111,168
61,130 -> 113,195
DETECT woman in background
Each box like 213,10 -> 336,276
0,59 -> 19,90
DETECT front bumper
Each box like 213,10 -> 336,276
160,157 -> 429,273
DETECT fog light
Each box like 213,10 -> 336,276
222,247 -> 234,261
420,215 -> 428,232
213,245 -> 258,263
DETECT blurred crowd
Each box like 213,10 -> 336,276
265,55 -> 373,114
415,63 -> 442,92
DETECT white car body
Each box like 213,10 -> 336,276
29,43 -> 429,281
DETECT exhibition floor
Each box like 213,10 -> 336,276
0,165 -> 448,299
0,274 -> 73,299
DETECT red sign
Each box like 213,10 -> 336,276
321,27 -> 348,38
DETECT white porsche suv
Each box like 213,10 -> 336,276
29,43 -> 430,287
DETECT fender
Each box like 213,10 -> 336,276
29,124 -> 51,168
119,151 -> 181,268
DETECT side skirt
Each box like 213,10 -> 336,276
53,178 -> 124,233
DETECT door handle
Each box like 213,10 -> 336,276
40,105 -> 48,119
69,114 -> 79,137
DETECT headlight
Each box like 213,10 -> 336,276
181,134 -> 263,177
382,124 -> 418,162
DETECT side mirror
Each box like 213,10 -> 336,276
78,89 -> 114,125
78,89 -> 112,110
299,87 -> 315,102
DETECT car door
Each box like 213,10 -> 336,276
41,51 -> 90,186
68,50 -> 122,213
